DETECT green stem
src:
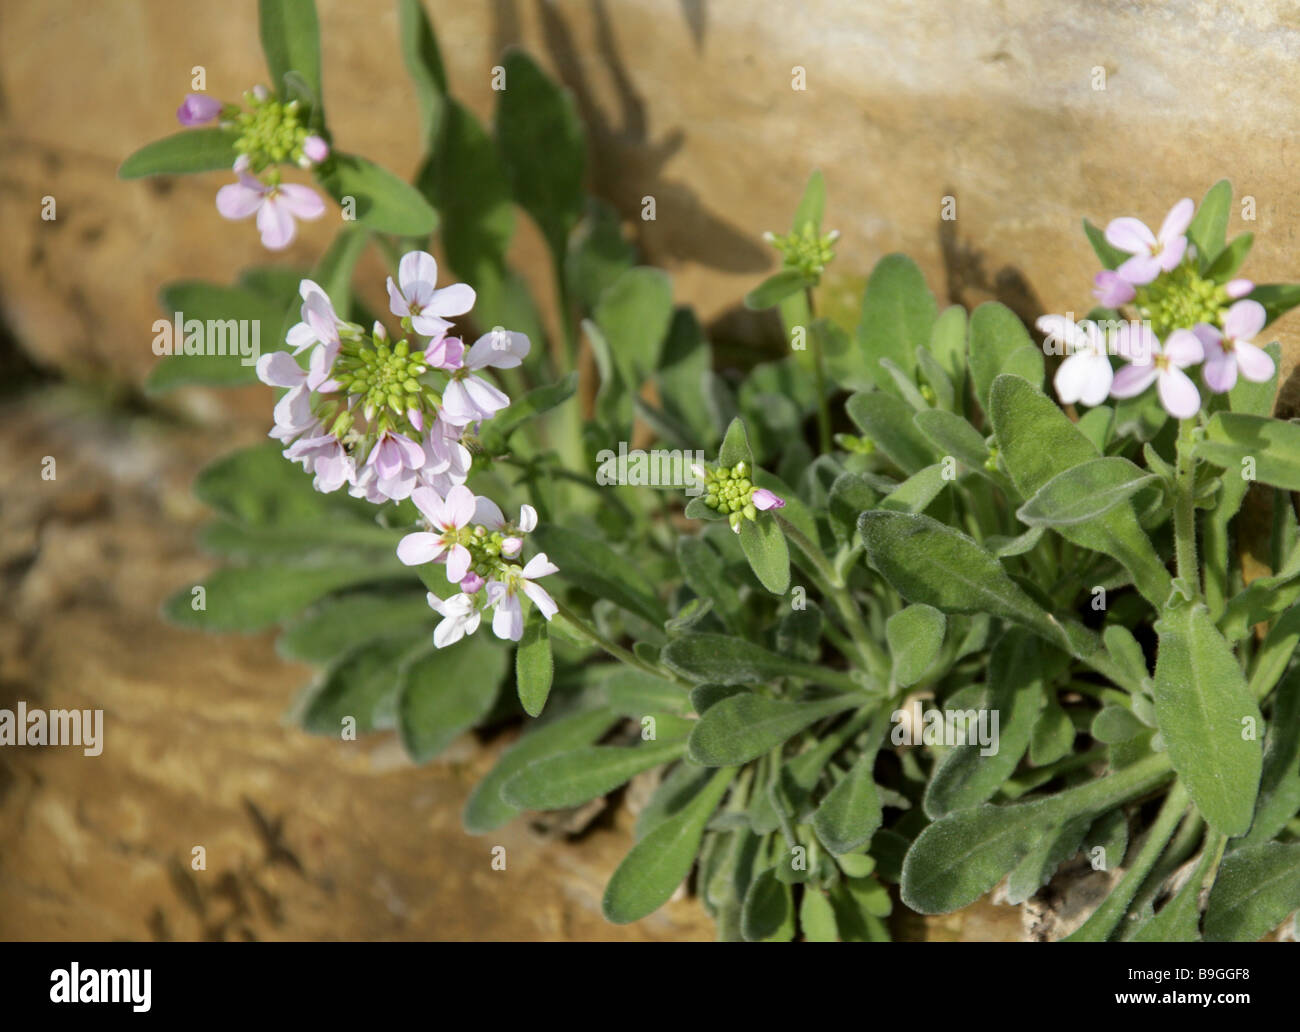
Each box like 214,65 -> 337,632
1173,419 -> 1201,598
1064,781 -> 1190,942
776,514 -> 889,681
805,287 -> 832,455
553,598 -> 689,687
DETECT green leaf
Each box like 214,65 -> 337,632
479,372 -> 578,452
302,635 -> 423,735
1247,283 -> 1300,328
278,591 -> 433,663
718,416 -> 755,469
676,536 -> 744,633
855,254 -> 937,392
1016,457 -> 1157,527
146,281 -> 287,393
901,753 -> 1172,913
1205,232 -> 1254,284
744,270 -> 812,310
531,524 -> 666,625
662,632 -> 862,692
1204,841 -> 1300,942
495,50 -> 584,262
924,629 -> 1044,817
1132,836 -> 1221,942
602,766 -> 736,923
192,443 -> 374,527
800,887 -> 840,942
687,693 -> 861,766
118,129 -> 240,179
927,305 -> 968,391
594,266 -> 674,389
1241,667 -> 1300,847
741,867 -> 795,941
164,561 -> 403,632
913,409 -> 990,472
990,374 -> 1171,606
600,668 -> 692,717
846,391 -> 936,474
886,604 -> 945,688
398,634 -> 508,761
566,199 -> 636,312
1195,413 -> 1300,491
791,169 -> 825,234
968,302 -> 1043,411
1187,180 -> 1231,271
813,749 -> 882,855
738,512 -> 790,594
318,153 -> 438,236
503,736 -> 686,811
1152,603 -> 1263,837
514,612 -> 553,717
858,511 -> 1081,656
396,0 -> 447,149
1083,218 -> 1127,270
879,463 -> 948,515
259,0 -> 323,108
462,706 -> 618,833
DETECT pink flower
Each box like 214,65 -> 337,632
256,350 -> 332,443
386,251 -> 476,338
397,484 -> 478,582
1225,279 -> 1254,300
441,329 -> 531,426
302,135 -> 330,164
751,488 -> 785,511
1110,324 -> 1203,419
1105,198 -> 1194,286
364,429 -> 426,501
1039,316 -> 1113,407
1092,270 -> 1135,307
286,279 -> 343,359
284,433 -> 355,493
216,173 -> 326,250
427,592 -> 482,648
460,572 -> 486,594
177,93 -> 222,127
486,554 -> 560,642
424,335 -> 465,372
1200,300 -> 1275,393
416,416 -> 472,495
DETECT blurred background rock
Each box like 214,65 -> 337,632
2,0 -> 1296,940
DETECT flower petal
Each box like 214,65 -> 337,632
1164,328 -> 1205,368
1110,363 -> 1158,399
473,496 -> 506,529
397,532 -> 446,566
278,184 -> 326,219
522,552 -> 559,579
466,329 -> 531,370
256,350 -> 305,387
427,283 -> 477,318
445,543 -> 472,583
1157,369 -> 1201,419
1105,217 -> 1156,255
1235,340 -> 1276,383
1223,299 -> 1266,342
1158,198 -> 1195,243
256,195 -> 296,250
1202,353 -> 1238,394
411,486 -> 444,525
216,179 -> 263,220
521,580 -> 558,620
1116,253 -> 1161,286
399,250 -> 438,305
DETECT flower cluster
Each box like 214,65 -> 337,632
1041,198 -> 1274,419
396,486 -> 558,646
176,89 -> 330,249
763,222 -> 840,281
255,250 -> 557,646
694,460 -> 785,533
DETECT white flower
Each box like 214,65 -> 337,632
440,329 -> 531,426
386,250 -> 476,338
486,553 -> 559,642
427,592 -> 481,648
1037,315 -> 1112,407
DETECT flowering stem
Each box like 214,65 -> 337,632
1173,418 -> 1201,598
805,286 -> 833,455
553,598 -> 691,687
775,514 -> 889,681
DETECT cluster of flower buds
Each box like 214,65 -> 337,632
693,460 -> 785,533
762,222 -> 840,281
176,89 -> 331,249
254,250 -> 556,646
1042,198 -> 1274,419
